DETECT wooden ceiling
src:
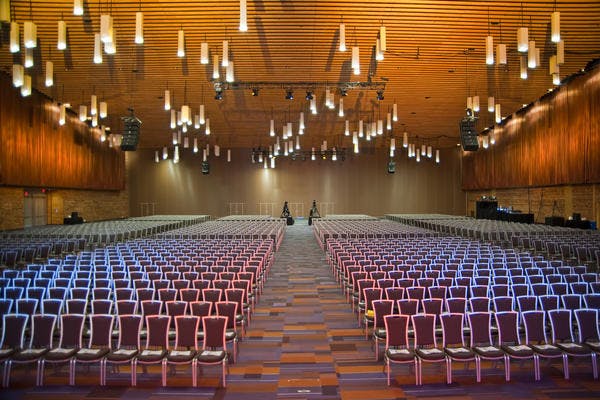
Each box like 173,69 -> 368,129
1,0 -> 599,151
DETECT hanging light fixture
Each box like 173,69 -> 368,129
495,103 -> 502,123
403,131 -> 408,148
104,39 -> 116,55
57,20 -> 67,50
377,120 -> 383,135
226,61 -> 235,82
12,64 -> 24,87
520,56 -> 528,79
435,149 -> 440,163
386,112 -> 391,130
354,142 -> 359,154
203,149 -> 208,162
375,38 -> 384,61
473,95 -> 480,112
214,145 -> 220,157
170,110 -> 176,129
10,22 -> 19,53
339,22 -> 346,52
497,43 -> 507,64
24,21 -> 37,49
328,91 -> 335,109
59,104 -> 66,126
99,101 -> 107,118
485,35 -> 494,65
351,46 -> 360,75
466,96 -> 473,111
551,10 -> 560,43
94,33 -> 103,63
155,150 -> 160,163
100,14 -> 113,44
199,104 -> 205,124
338,97 -> 344,117
488,96 -> 495,112
0,0 -> 10,22
177,28 -> 185,57
358,120 -> 363,138
420,144 -> 426,156
79,105 -> 87,121
427,146 -> 432,158
416,151 -> 421,162
517,28 -> 528,52
296,135 -> 300,150
193,137 -> 199,153
332,148 -> 337,161
162,146 -> 168,160
299,112 -> 305,130
227,149 -> 231,162
91,114 -> 98,127
557,40 -> 565,65
269,119 -> 275,137
392,103 -> 398,122
90,94 -> 97,115
135,11 -> 144,44
200,41 -> 209,64
212,55 -> 220,79
205,118 -> 211,135
206,143 -> 210,157
73,0 -> 83,16
222,40 -> 229,67
21,75 -> 32,97
239,0 -> 248,32
528,40 -> 537,68
24,48 -> 34,68
164,90 -> 171,110
380,24 -> 386,51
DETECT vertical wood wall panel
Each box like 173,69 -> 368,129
0,73 -> 125,190
462,66 -> 599,190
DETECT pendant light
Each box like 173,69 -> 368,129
43,60 -> 53,87
299,112 -> 305,130
296,135 -> 300,150
528,40 -> 537,68
164,90 -> 171,110
392,103 -> 398,121
379,24 -> 386,51
104,39 -> 116,55
199,104 -> 205,124
386,112 -> 392,130
488,96 -> 495,113
10,22 -> 20,53
99,101 -> 107,118
473,95 -> 480,112
91,114 -> 98,127
155,151 -> 159,163
495,104 -> 502,123
177,28 -> 185,57
73,0 -> 83,16
21,75 -> 31,97
0,0 -> 9,22
226,61 -> 235,82
358,120 -> 364,137
485,35 -> 494,65
170,110 -> 176,129
100,14 -> 113,44
375,38 -> 384,61
339,22 -> 346,52
135,11 -> 144,44
162,146 -> 168,160
94,33 -> 102,63
90,94 -> 97,115
269,119 -> 275,137
338,97 -> 344,117
466,96 -> 473,111
227,149 -> 231,162
193,137 -> 199,153
222,40 -> 229,67
390,138 -> 396,151
212,55 -> 220,79
59,104 -> 66,125
435,149 -> 440,164
497,43 -> 507,64
427,146 -> 433,158
421,144 -> 426,156
352,131 -> 358,144
200,41 -> 209,64
310,97 -> 317,114
351,46 -> 360,75
377,120 -> 383,135
57,20 -> 67,50
24,21 -> 37,49
354,142 -> 359,154
557,40 -> 564,65
403,131 -> 408,148
205,119 -> 211,135
79,105 -> 87,121
214,145 -> 220,157
551,11 -> 560,43
517,4 -> 528,53
12,64 -> 24,87
520,56 -> 528,79
24,48 -> 34,68
345,120 -> 350,136
239,0 -> 248,32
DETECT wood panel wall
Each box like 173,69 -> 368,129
127,147 -> 465,218
462,65 -> 600,190
0,73 -> 125,190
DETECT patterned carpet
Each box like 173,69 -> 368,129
3,220 -> 600,399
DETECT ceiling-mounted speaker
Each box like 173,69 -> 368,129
120,111 -> 142,151
459,116 -> 479,151
201,161 -> 210,175
387,160 -> 396,174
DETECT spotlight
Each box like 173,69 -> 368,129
376,90 -> 384,101
285,90 -> 294,100
214,89 -> 223,100
251,88 -> 259,97
340,88 -> 348,97
305,91 -> 314,100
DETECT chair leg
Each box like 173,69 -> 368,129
38,360 -> 45,386
192,360 -> 197,387
592,353 -> 598,380
386,360 -> 391,386
446,358 -> 452,384
36,359 -> 43,386
417,359 -> 422,385
69,359 -> 75,386
3,360 -> 11,388
131,360 -> 137,386
222,360 -> 227,388
533,355 -> 540,381
562,354 -> 569,380
504,356 -> 511,382
475,356 -> 481,383
161,360 -> 167,387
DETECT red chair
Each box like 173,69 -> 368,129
71,314 -> 114,385
163,315 -> 200,386
133,315 -> 170,386
102,314 -> 142,386
441,313 -> 476,384
196,316 -> 229,387
384,314 -> 417,386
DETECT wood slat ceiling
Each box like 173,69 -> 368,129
1,0 -> 599,151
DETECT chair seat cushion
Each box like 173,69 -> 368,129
502,344 -> 534,358
0,348 -> 15,360
167,350 -> 197,362
45,347 -> 78,361
531,344 -> 563,357
556,342 -> 591,355
12,348 -> 48,361
137,349 -> 167,362
445,347 -> 475,359
585,341 -> 600,352
385,348 -> 415,362
473,345 -> 504,359
373,328 -> 386,339
196,350 -> 227,363
416,347 -> 446,361
106,348 -> 138,362
76,348 -> 110,361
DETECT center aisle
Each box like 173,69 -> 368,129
233,220 -> 402,399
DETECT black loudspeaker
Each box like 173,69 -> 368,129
120,114 -> 142,151
201,161 -> 210,175
387,160 -> 396,174
459,117 -> 479,151
476,200 -> 498,219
